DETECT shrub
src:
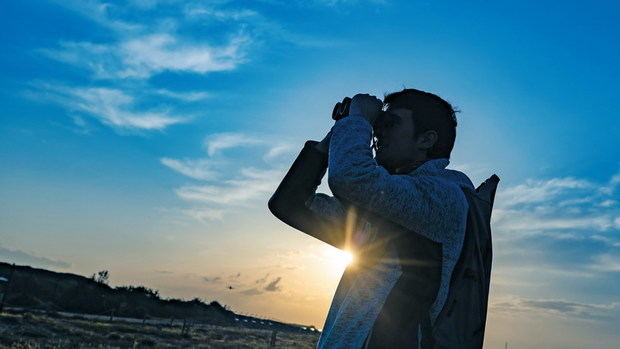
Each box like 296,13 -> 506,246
210,332 -> 224,340
139,338 -> 156,346
0,316 -> 20,325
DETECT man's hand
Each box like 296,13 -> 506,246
349,94 -> 384,126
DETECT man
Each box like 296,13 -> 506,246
269,88 -> 475,348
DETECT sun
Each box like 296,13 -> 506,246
334,250 -> 355,268
321,247 -> 356,270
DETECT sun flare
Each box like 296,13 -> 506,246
320,247 -> 356,272
335,250 -> 355,268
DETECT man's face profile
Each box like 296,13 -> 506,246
374,107 -> 419,172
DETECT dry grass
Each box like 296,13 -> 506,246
0,311 -> 320,348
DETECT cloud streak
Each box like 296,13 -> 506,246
203,276 -> 222,283
492,296 -> 620,321
43,33 -> 249,80
493,172 -> 620,239
154,89 -> 212,102
160,158 -> 222,181
489,171 -> 620,306
33,0 -> 255,133
162,131 -> 296,221
0,246 -> 71,269
264,276 -> 282,292
33,84 -> 187,130
205,133 -> 267,156
496,177 -> 593,208
50,0 -> 142,33
175,168 -> 282,205
240,287 -> 263,296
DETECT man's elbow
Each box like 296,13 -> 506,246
268,192 -> 299,221
268,194 -> 285,219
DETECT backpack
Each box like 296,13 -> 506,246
426,174 -> 500,349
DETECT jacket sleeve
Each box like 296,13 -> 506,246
327,115 -> 465,239
268,140 -> 348,249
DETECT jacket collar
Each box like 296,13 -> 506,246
395,158 -> 449,176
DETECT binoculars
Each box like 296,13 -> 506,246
331,97 -> 352,120
332,96 -> 388,122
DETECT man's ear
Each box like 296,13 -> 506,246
416,130 -> 438,150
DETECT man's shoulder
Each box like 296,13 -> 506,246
405,167 -> 473,203
409,159 -> 474,186
402,168 -> 472,236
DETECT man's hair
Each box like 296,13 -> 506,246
383,88 -> 458,159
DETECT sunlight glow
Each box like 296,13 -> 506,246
320,246 -> 356,270
336,250 -> 355,268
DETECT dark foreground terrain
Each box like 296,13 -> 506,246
0,310 -> 320,348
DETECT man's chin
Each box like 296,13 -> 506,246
376,156 -> 386,167
376,158 -> 396,174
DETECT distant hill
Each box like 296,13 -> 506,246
0,262 -> 313,332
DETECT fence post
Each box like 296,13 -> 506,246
0,263 -> 16,313
269,330 -> 277,348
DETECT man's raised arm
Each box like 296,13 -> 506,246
327,114 -> 465,238
268,136 -> 347,249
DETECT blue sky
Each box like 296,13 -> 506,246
1,1 -> 619,347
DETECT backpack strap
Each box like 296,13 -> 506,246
420,312 -> 434,349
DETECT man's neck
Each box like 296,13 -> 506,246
392,159 -> 428,174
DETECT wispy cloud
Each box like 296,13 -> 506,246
496,177 -> 593,207
493,210 -> 616,234
203,276 -> 222,283
493,172 -> 620,237
117,32 -> 248,78
204,133 -> 267,156
154,89 -> 212,102
33,0 -> 346,136
128,0 -> 185,11
598,199 -> 617,207
184,5 -> 260,20
0,245 -> 71,269
33,0 -> 255,133
162,132 -> 296,220
590,253 -> 620,272
490,171 -> 620,302
181,208 -> 226,222
43,33 -> 249,80
239,276 -> 283,295
263,143 -> 297,161
160,158 -> 222,181
182,1 -> 341,48
600,173 -> 620,195
255,272 -> 270,284
492,296 -> 620,321
50,0 -> 142,33
175,168 -> 282,205
32,83 -> 187,130
264,276 -> 282,292
154,270 -> 173,274
240,287 -> 263,296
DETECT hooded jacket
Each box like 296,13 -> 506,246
269,115 -> 474,348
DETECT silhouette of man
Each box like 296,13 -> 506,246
269,89 -> 474,348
